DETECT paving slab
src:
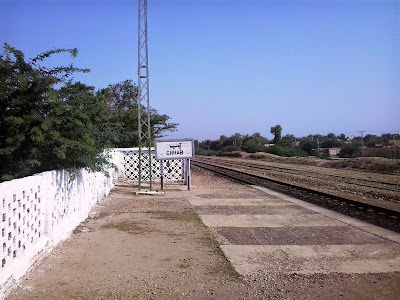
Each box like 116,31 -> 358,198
187,197 -> 286,206
251,185 -> 400,245
215,226 -> 386,245
195,205 -> 314,215
200,214 -> 347,228
221,244 -> 400,275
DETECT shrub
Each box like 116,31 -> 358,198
265,145 -> 307,157
196,149 -> 219,156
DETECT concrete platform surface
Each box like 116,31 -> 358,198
190,185 -> 400,277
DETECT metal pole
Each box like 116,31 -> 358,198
359,131 -> 365,148
137,0 -> 152,190
359,130 -> 365,157
160,160 -> 164,191
187,159 -> 191,191
183,159 -> 187,185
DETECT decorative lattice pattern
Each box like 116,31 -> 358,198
0,168 -> 116,276
49,171 -> 78,232
113,148 -> 184,181
1,179 -> 44,269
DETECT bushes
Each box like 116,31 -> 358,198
241,139 -> 267,153
339,144 -> 361,158
196,149 -> 219,156
265,145 -> 307,157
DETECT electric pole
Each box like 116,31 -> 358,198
359,131 -> 365,148
137,0 -> 152,190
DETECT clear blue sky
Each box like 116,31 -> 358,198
1,0 -> 399,141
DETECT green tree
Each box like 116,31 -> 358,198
105,80 -> 178,147
339,144 -> 361,158
241,139 -> 266,153
0,43 -> 92,180
0,44 -> 178,181
299,139 -> 317,155
37,81 -> 114,172
364,134 -> 381,147
320,134 -> 341,148
278,134 -> 295,147
270,125 -> 282,144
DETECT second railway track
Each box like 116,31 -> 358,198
199,156 -> 400,192
192,158 -> 400,233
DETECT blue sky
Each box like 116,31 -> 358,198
1,0 -> 399,141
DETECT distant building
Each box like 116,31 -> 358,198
328,147 -> 341,156
292,141 -> 300,147
313,147 -> 341,157
389,139 -> 400,146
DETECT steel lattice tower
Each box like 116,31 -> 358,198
137,0 -> 152,190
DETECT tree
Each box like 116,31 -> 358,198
37,81 -> 113,172
241,139 -> 266,153
299,139 -> 317,155
0,43 -> 92,180
279,134 -> 295,147
339,144 -> 361,158
270,125 -> 282,144
381,133 -> 399,146
231,133 -> 243,147
320,134 -> 341,148
0,44 -> 178,181
364,134 -> 381,147
104,80 -> 178,147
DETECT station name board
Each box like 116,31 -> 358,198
154,139 -> 195,160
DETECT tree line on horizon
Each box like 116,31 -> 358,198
0,44 -> 177,181
196,126 -> 399,159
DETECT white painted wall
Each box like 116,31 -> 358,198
111,148 -> 185,181
0,168 -> 116,298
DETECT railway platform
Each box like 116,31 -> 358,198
6,168 -> 400,299
190,185 -> 400,276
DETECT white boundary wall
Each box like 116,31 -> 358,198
0,168 -> 116,298
112,148 -> 185,182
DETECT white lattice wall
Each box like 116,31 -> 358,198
0,168 -> 116,298
111,148 -> 185,182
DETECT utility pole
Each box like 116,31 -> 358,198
137,0 -> 152,190
359,131 -> 365,148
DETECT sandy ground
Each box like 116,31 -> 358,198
6,167 -> 400,299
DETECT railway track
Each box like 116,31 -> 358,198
192,159 -> 400,233
198,157 -> 400,193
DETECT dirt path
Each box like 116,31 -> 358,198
6,168 -> 400,299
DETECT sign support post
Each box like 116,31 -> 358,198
187,159 -> 191,190
160,160 -> 164,191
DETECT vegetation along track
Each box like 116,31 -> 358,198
192,158 -> 400,233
